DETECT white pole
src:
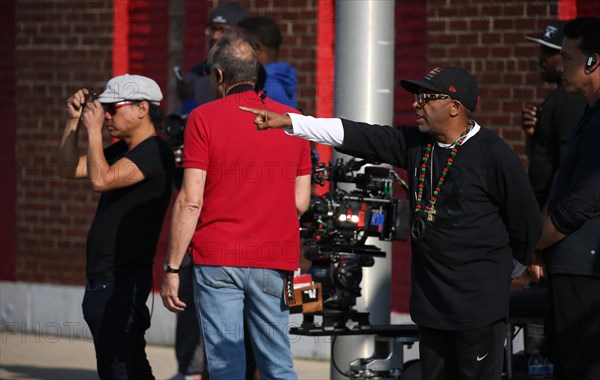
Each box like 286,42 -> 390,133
331,1 -> 396,378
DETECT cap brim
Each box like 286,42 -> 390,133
525,36 -> 561,50
400,79 -> 441,94
98,93 -> 123,104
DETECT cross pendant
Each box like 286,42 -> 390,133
427,206 -> 437,222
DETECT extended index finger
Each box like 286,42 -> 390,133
239,106 -> 262,115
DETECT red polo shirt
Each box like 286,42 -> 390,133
183,90 -> 311,271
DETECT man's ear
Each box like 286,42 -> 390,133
136,101 -> 149,118
449,100 -> 462,117
214,68 -> 224,84
586,53 -> 599,71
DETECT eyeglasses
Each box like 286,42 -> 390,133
415,93 -> 452,107
102,100 -> 135,115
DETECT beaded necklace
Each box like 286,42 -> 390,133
415,120 -> 475,222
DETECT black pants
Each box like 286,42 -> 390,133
546,274 -> 600,380
176,255 -> 207,376
82,273 -> 154,380
419,319 -> 506,380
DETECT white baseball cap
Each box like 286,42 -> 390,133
98,74 -> 163,106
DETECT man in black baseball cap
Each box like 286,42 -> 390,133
176,2 -> 250,112
521,20 -> 586,208
401,65 -> 480,112
240,64 -> 541,380
525,20 -> 566,50
207,2 -> 249,49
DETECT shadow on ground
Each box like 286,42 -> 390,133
0,365 -> 98,380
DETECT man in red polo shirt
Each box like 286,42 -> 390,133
161,31 -> 311,380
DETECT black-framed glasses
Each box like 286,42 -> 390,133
102,100 -> 136,115
415,93 -> 452,107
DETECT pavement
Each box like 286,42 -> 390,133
0,332 -> 331,380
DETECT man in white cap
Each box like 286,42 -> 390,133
58,74 -> 174,380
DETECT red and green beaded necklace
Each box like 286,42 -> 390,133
415,120 -> 475,222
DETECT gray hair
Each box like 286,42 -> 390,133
208,30 -> 258,85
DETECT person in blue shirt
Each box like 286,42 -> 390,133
239,16 -> 299,110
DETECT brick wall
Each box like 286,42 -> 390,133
200,0 -> 320,116
14,0 -> 113,285
427,1 -> 561,159
9,1 -> 594,305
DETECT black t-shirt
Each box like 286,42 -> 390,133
528,87 -> 586,208
338,120 -> 541,330
86,136 -> 174,278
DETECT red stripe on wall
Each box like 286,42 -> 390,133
0,0 -> 17,281
576,0 -> 600,17
314,0 -> 335,195
183,1 -> 209,72
559,0 -> 578,19
113,0 -> 130,75
391,1 -> 428,314
128,0 -> 169,102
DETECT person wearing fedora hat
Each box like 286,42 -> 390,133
240,65 -> 542,380
57,74 -> 175,379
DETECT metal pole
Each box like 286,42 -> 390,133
331,1 -> 396,379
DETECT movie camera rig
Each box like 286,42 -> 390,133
295,152 -> 410,332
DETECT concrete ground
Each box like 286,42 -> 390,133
0,332 -> 331,380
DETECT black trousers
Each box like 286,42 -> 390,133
419,319 -> 506,380
176,255 -> 207,376
82,273 -> 154,380
546,274 -> 600,380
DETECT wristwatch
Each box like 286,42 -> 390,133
164,263 -> 180,274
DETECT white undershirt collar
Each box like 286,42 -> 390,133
435,121 -> 480,148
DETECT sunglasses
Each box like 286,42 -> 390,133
102,100 -> 136,115
415,93 -> 452,107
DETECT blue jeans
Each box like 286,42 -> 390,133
193,265 -> 297,380
82,273 -> 154,380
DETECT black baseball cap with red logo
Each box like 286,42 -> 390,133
401,66 -> 481,112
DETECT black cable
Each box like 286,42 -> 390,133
331,335 -> 351,378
